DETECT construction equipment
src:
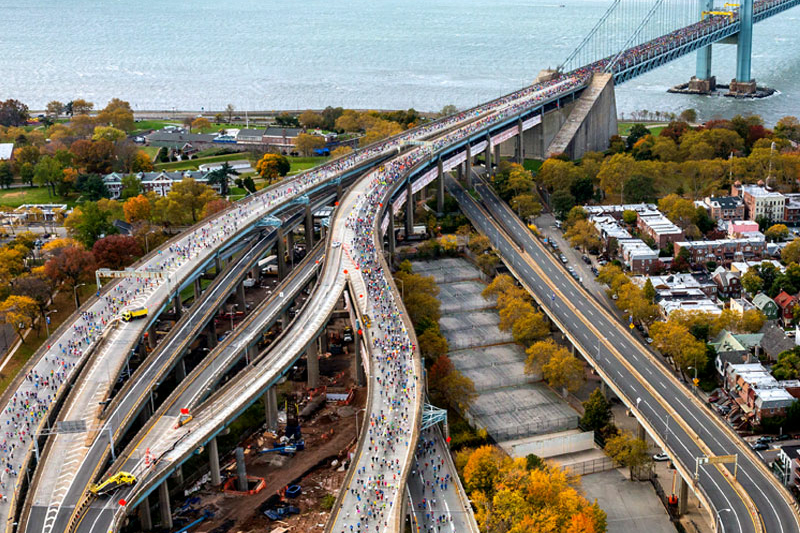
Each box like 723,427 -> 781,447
258,441 -> 305,455
175,408 -> 193,429
89,471 -> 137,496
121,307 -> 148,322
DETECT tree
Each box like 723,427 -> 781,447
428,354 -> 477,412
119,174 -> 142,199
46,100 -> 65,118
482,274 -> 517,300
202,198 -> 231,219
225,104 -> 235,122
773,350 -> 800,380
511,310 -> 550,345
765,224 -> 789,242
622,209 -> 638,225
741,268 -> 763,295
330,145 -> 353,158
626,123 -> 650,149
525,338 -> 564,375
33,156 -> 63,196
166,178 -> 218,223
463,445 -> 505,494
418,329 -> 448,361
550,189 -> 576,220
0,162 -> 12,189
43,246 -> 96,308
92,235 -> 142,269
75,173 -> 109,200
10,275 -> 52,324
598,153 -> 635,202
468,234 -> 491,255
439,234 -> 457,253
643,278 -> 656,302
650,319 -> 707,373
191,117 -> 211,132
360,119 -> 404,146
498,298 -> 534,332
95,98 -> 134,131
782,238 -> 800,265
542,350 -> 584,393
658,194 -> 697,230
679,108 -> 698,123
565,219 -> 601,252
255,153 -> 290,183
91,126 -> 125,142
71,99 -> 94,115
604,431 -> 650,480
581,388 -> 612,432
14,145 -> 41,169
122,194 -> 151,223
207,162 -> 239,196
65,202 -> 117,247
298,110 -> 324,129
510,194 -> 541,220
70,139 -> 114,174
0,99 -> 29,127
622,174 -> 657,203
295,133 -> 326,156
506,163 -> 534,195
0,295 -> 38,341
0,247 -> 26,284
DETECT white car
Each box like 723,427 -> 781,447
332,241 -> 341,248
653,452 -> 669,462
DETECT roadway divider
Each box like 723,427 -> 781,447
475,178 -> 800,525
450,178 -> 760,532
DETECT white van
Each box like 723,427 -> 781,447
258,255 -> 278,275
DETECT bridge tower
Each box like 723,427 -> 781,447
691,0 -> 716,92
731,0 -> 757,94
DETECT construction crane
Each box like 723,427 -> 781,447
89,471 -> 137,496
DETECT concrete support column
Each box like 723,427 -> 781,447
138,340 -> 147,359
600,380 -> 608,400
387,204 -> 396,259
235,447 -> 248,492
336,180 -> 343,200
206,321 -> 218,349
264,386 -> 279,430
158,481 -> 172,530
287,231 -> 294,265
405,178 -> 414,238
437,157 -> 445,214
517,118 -> 525,163
209,437 -> 221,485
456,162 -> 463,182
465,144 -> 473,188
637,422 -> 646,442
173,464 -> 184,484
214,255 -> 222,273
493,144 -> 500,170
139,495 -> 152,531
484,134 -> 492,172
237,282 -> 246,314
147,325 -> 157,349
176,357 -> 186,381
277,227 -> 287,280
320,328 -> 328,354
246,343 -> 257,365
354,333 -> 365,387
173,292 -> 182,318
307,339 -> 320,389
736,0 -> 754,83
305,203 -> 314,247
194,277 -> 202,301
678,477 -> 689,515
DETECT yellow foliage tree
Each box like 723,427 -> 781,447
0,295 -> 38,340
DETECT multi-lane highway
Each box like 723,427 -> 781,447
446,175 -> 799,533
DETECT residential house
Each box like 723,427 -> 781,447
711,330 -> 762,375
775,445 -> 800,488
643,273 -> 717,300
0,143 -> 13,162
659,299 -> 721,317
784,194 -> 800,224
263,127 -> 303,151
618,240 -> 659,274
12,204 -> 69,223
673,237 -> 766,265
103,170 -> 219,199
752,293 -> 780,320
774,290 -> 797,326
637,210 -> 685,248
702,195 -> 745,221
145,131 -> 220,149
235,128 -> 266,145
582,204 -> 657,217
730,297 -> 756,315
711,266 -> 742,299
731,182 -> 786,223
730,260 -> 784,274
724,362 -> 796,425
728,220 -> 762,239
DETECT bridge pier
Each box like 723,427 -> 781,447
176,357 -> 186,381
354,329 -> 366,387
206,321 -> 218,349
209,437 -> 221,485
237,281 -> 247,315
405,178 -> 414,238
678,477 -> 689,516
277,227 -> 287,280
731,0 -> 756,94
264,386 -> 279,430
173,292 -> 182,318
139,495 -> 152,531
305,203 -> 314,248
493,144 -> 501,170
147,324 -> 157,350
173,464 -> 184,484
214,255 -> 222,273
387,204 -> 396,260
484,133 -> 492,172
236,447 -> 248,491
516,118 -> 524,163
437,157 -> 445,214
465,144 -> 473,188
158,481 -> 172,530
194,277 -> 202,301
637,421 -> 646,442
307,339 -> 320,389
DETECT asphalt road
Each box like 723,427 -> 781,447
66,245 -> 324,533
449,176 -> 798,533
406,426 -> 478,533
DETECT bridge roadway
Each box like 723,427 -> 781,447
63,244 -> 325,533
446,175 -> 799,533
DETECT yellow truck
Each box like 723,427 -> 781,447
121,307 -> 148,322
89,471 -> 136,496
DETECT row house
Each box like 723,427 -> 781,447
711,266 -> 742,299
673,237 -> 766,265
731,182 -> 786,223
727,220 -> 761,239
637,210 -> 685,248
724,362 -> 796,426
619,239 -> 659,274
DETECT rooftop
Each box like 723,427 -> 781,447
705,196 -> 743,209
638,210 -> 683,235
739,184 -> 785,199
0,143 -> 13,160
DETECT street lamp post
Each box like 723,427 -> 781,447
688,365 -> 699,395
716,508 -> 731,533
44,309 -> 57,338
73,282 -> 87,310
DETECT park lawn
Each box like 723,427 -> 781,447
618,121 -> 669,136
155,153 -> 254,171
131,120 -> 180,135
0,186 -> 78,208
287,156 -> 328,175
0,284 -> 97,395
523,159 -> 544,174
140,146 -> 161,159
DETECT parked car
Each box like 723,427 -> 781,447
751,442 -> 769,451
653,452 -> 669,462
581,254 -> 591,265
560,254 -> 568,264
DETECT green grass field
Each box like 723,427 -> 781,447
0,187 -> 77,208
618,122 -> 668,136
155,153 -> 253,171
131,120 -> 180,135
